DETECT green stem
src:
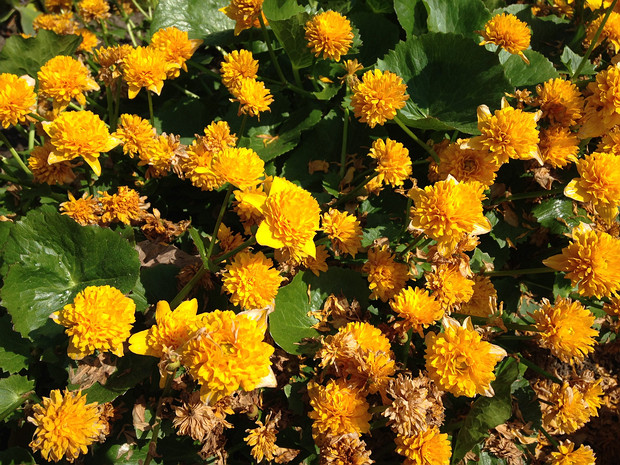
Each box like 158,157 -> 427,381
0,132 -> 32,175
204,185 -> 234,261
291,66 -> 303,89
213,236 -> 257,265
170,82 -> 200,99
483,267 -> 554,277
106,85 -> 115,129
489,186 -> 565,205
130,0 -> 151,20
113,81 -> 122,130
143,368 -> 176,465
85,96 -> 107,113
28,123 -> 35,151
518,355 -> 563,384
28,112 -> 46,122
99,20 -> 110,46
572,0 -> 618,80
68,102 -> 85,111
399,236 -> 431,258
399,197 -> 412,239
540,426 -> 560,448
258,13 -> 288,85
112,0 -> 138,47
147,91 -> 155,126
188,60 -> 222,80
393,115 -> 440,163
335,172 -> 379,206
339,105 -> 350,179
238,114 -> 248,141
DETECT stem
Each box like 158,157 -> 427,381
0,132 -> 32,175
335,172 -> 379,206
399,197 -> 412,239
106,85 -> 115,129
85,96 -> 106,113
572,0 -> 618,80
213,236 -> 257,265
170,82 -> 200,99
238,114 -> 248,141
113,81 -> 122,130
188,60 -> 222,80
258,13 -> 288,85
99,20 -> 110,46
483,267 -> 554,277
518,355 -> 563,384
540,426 -> 560,448
393,115 -> 440,163
399,236 -> 431,258
28,123 -> 35,151
291,66 -> 303,89
489,186 -> 565,205
339,105 -> 350,179
204,185 -> 234,261
130,0 -> 151,20
147,91 -> 155,126
143,369 -> 176,465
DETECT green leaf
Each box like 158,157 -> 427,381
561,45 -> 597,77
150,0 -> 235,45
262,0 -> 304,21
394,0 -> 427,38
0,206 -> 140,340
366,0 -> 393,14
350,12 -> 400,65
0,30 -> 82,77
532,198 -> 589,235
140,265 -> 181,305
500,49 -> 559,87
90,442 -> 149,465
0,375 -> 35,422
423,0 -> 491,39
16,4 -> 39,36
0,448 -> 35,465
452,358 -> 518,463
0,314 -> 31,374
377,33 -> 512,134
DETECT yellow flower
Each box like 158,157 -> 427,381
38,55 -> 99,111
460,275 -> 497,318
539,125 -> 579,168
203,120 -> 238,151
544,224 -> 620,298
150,26 -> 203,78
221,0 -> 266,35
305,10 -> 354,62
536,381 -> 599,434
180,142 -> 223,191
409,177 -> 491,256
121,46 -> 176,99
43,110 -> 119,176
28,389 -> 104,463
434,140 -> 500,187
139,133 -> 181,178
77,0 -> 110,22
0,73 -> 36,128
580,63 -> 620,139
390,286 -> 444,336
234,184 -> 266,234
585,11 -> 620,54
303,244 -> 329,276
478,13 -> 531,63
231,78 -> 273,118
100,186 -> 147,225
564,151 -> 620,222
33,12 -> 77,35
395,427 -> 452,465
129,299 -> 199,358
362,245 -> 409,302
113,114 -> 155,158
351,69 -> 409,128
51,285 -> 136,360
76,28 -> 99,53
181,309 -> 275,404
28,143 -> 76,185
603,295 -> 620,316
210,147 -> 265,189
221,251 -> 283,309
217,223 -> 245,253
466,98 -> 541,165
247,176 -> 320,261
220,49 -> 259,92
94,44 -> 133,86
536,78 -> 584,127
426,316 -> 507,397
368,138 -> 412,187
60,192 -> 101,226
44,0 -> 73,13
321,208 -> 363,257
425,264 -> 475,312
550,441 -> 596,465
307,379 -> 371,442
244,416 -> 279,463
597,125 -> 620,155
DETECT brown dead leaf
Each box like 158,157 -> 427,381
136,240 -> 198,268
68,353 -> 117,390
132,397 -> 150,432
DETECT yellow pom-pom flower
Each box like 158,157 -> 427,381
221,251 -> 283,309
585,11 -> 620,54
536,381 -> 600,434
321,208 -> 363,257
113,114 -> 156,158
28,143 -> 76,186
395,427 -> 452,465
150,26 -> 203,78
221,0 -> 267,36
28,389 -> 104,463
77,0 -> 110,22
531,297 -> 597,364
129,299 -> 199,358
210,147 -> 265,189
425,264 -> 475,312
434,140 -> 500,187
536,78 -> 584,127
0,73 -> 36,128
51,285 -> 136,360
351,69 -> 409,128
409,177 -> 491,256
181,309 -> 275,404
580,63 -> 620,139
478,13 -> 531,63
121,46 -> 177,99
220,49 -> 259,92
362,245 -> 409,302
59,192 -> 101,226
550,441 -> 596,465
564,151 -> 620,222
305,10 -> 354,62
539,125 -> 579,168
543,224 -> 620,298
460,275 -> 497,318
368,138 -> 412,187
42,110 -> 120,176
99,186 -> 146,225
425,316 -> 507,397
231,78 -> 273,118
390,286 -> 444,336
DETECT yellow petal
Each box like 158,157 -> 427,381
83,155 -> 102,176
300,237 -> 316,258
256,221 -> 285,249
173,298 -> 199,320
128,330 -> 152,356
564,179 -> 583,201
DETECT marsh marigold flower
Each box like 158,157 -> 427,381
550,441 -> 596,465
585,11 -> 620,54
531,297 -> 598,363
244,414 -> 279,463
425,264 -> 475,311
181,142 -> 222,191
0,73 -> 36,128
51,285 -> 136,360
129,299 -> 199,358
221,0 -> 266,35
460,275 -> 497,318
100,186 -> 147,225
433,140 -> 500,187
139,133 -> 181,178
321,208 -> 362,257
543,223 -> 620,298
76,28 -> 98,53
220,49 -> 259,91
77,0 -> 110,22
38,55 -> 99,111
425,316 -> 507,397
60,192 -> 101,225
122,46 -> 176,99
409,177 -> 491,256
307,379 -> 371,443
246,176 -> 320,261
478,13 -> 531,63
43,110 -> 119,176
368,138 -> 412,187
211,147 -> 264,189
535,380 -> 600,434
536,78 -> 583,127
362,245 -> 409,301
113,114 -> 155,157
303,244 -> 329,276
305,10 -> 354,62
564,151 -> 620,222
539,126 -> 579,168
181,309 -> 275,404
320,434 -> 374,465
351,69 -> 409,128
150,26 -> 202,78
234,184 -> 266,233
466,98 -> 541,165
580,63 -> 620,138
221,251 -> 282,309
390,286 -> 444,336
395,427 -> 452,465
203,120 -> 237,151
232,78 -> 273,118
29,143 -> 76,185
29,389 -> 104,463
45,0 -> 73,12
33,12 -> 76,35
